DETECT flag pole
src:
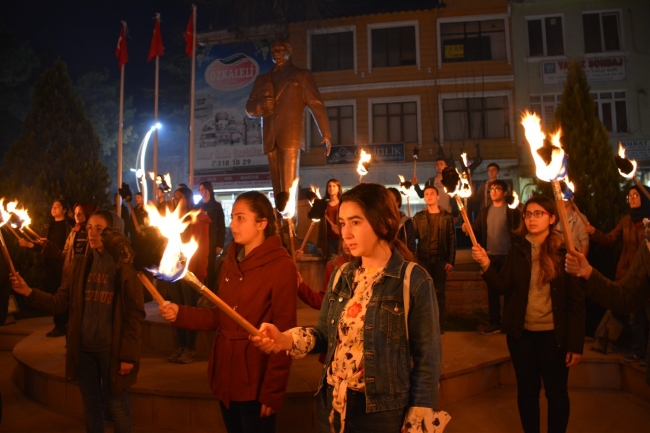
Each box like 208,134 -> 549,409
188,4 -> 197,189
118,27 -> 125,197
153,13 -> 160,193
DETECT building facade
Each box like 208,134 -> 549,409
198,0 -> 521,220
511,0 -> 650,195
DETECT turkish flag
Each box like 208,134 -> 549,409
148,15 -> 164,62
115,24 -> 128,68
185,11 -> 197,57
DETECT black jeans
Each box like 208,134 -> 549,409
319,385 -> 406,433
219,400 -> 276,433
487,254 -> 506,326
425,258 -> 448,328
507,330 -> 570,433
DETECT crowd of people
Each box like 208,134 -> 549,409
5,167 -> 650,433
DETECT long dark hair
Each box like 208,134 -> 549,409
339,183 -> 414,262
199,181 -> 216,202
517,195 -> 563,285
174,187 -> 196,211
235,191 -> 277,238
323,179 -> 343,201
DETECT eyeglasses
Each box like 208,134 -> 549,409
489,188 -> 504,192
627,193 -> 640,199
523,210 -> 551,219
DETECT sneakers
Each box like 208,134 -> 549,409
46,326 -> 67,338
481,324 -> 501,335
177,348 -> 196,364
167,347 -> 184,363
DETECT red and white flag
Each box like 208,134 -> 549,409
115,22 -> 128,68
148,14 -> 164,62
185,10 -> 197,57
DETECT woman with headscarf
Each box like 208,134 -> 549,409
587,186 -> 650,361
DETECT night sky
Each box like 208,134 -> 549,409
1,0 -> 200,100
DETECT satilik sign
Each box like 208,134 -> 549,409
327,143 -> 405,165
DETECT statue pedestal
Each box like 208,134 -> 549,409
296,255 -> 326,309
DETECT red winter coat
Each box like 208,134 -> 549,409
173,235 -> 297,411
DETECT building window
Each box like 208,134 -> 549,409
440,19 -> 506,63
372,101 -> 418,143
371,25 -> 417,68
527,16 -> 564,57
311,105 -> 355,147
592,91 -> 628,133
530,94 -> 561,129
583,11 -> 621,53
442,96 -> 509,140
310,31 -> 354,72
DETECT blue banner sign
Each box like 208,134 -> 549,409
326,143 -> 406,164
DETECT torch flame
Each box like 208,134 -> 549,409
280,178 -> 300,220
149,172 -> 155,181
10,205 -> 31,228
445,169 -> 473,199
144,203 -> 201,281
356,149 -> 371,177
521,111 -> 567,182
0,199 -> 11,228
617,143 -> 637,179
461,153 -> 469,168
508,191 -> 520,209
164,173 -> 172,189
310,185 -> 321,200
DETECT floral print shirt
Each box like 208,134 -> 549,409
287,267 -> 451,433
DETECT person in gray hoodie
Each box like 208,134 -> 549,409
10,210 -> 145,433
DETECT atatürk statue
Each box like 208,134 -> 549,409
246,39 -> 331,198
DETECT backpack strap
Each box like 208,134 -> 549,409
331,262 -> 349,292
402,262 -> 417,341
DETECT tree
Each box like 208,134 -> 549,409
552,61 -> 626,232
74,68 -> 138,188
1,59 -> 111,225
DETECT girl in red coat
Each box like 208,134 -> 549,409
160,191 -> 297,433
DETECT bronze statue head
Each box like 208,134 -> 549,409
271,39 -> 292,65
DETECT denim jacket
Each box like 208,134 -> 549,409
311,249 -> 442,412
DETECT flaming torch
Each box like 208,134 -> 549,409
0,200 -> 22,241
412,147 -> 419,179
299,186 -> 326,253
563,177 -> 589,227
441,167 -> 477,246
398,175 -> 413,217
615,143 -> 650,201
0,201 -> 17,274
521,111 -> 574,252
141,202 -> 271,342
508,191 -> 520,210
6,202 -> 39,242
357,149 -> 372,184
277,178 -> 300,261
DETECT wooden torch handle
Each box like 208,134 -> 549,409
0,230 -> 17,275
136,272 -> 167,306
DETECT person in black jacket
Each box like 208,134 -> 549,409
472,196 -> 585,433
412,184 -> 455,331
463,180 -> 522,334
198,181 -> 226,291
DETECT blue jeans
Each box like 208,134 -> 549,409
318,385 -> 406,433
77,350 -> 131,433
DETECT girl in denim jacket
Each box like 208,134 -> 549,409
253,183 -> 448,433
